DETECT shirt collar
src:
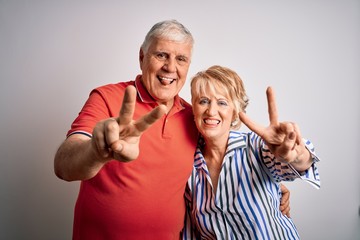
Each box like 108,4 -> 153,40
226,130 -> 247,152
135,75 -> 155,103
194,131 -> 247,169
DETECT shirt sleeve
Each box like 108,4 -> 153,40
257,133 -> 321,189
67,89 -> 112,138
287,139 -> 321,189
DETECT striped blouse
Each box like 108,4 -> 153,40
182,131 -> 320,240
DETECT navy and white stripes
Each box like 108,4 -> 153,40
183,131 -> 320,240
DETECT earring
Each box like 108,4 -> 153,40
231,119 -> 239,127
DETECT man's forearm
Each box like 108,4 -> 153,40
54,136 -> 107,181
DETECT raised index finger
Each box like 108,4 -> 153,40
118,86 -> 137,125
266,86 -> 279,126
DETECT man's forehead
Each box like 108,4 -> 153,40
150,39 -> 192,52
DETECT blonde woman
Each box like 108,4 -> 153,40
183,65 -> 320,239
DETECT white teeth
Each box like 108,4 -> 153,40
159,76 -> 173,81
204,119 -> 220,124
159,76 -> 175,85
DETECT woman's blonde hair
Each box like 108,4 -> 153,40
190,65 -> 249,129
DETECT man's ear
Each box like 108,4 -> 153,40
139,48 -> 144,69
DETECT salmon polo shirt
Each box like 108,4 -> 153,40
67,75 -> 198,240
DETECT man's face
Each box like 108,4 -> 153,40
139,38 -> 192,108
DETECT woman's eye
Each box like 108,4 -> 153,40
199,98 -> 209,105
218,100 -> 228,106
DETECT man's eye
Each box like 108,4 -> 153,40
177,56 -> 187,62
175,56 -> 188,66
156,53 -> 167,60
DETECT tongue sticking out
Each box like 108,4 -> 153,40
161,79 -> 173,85
159,77 -> 175,85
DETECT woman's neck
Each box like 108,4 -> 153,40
202,135 -> 228,194
202,134 -> 228,161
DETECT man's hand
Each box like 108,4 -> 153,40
92,85 -> 167,162
280,183 -> 291,218
54,85 -> 167,181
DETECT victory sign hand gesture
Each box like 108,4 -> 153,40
92,85 -> 166,162
239,87 -> 312,171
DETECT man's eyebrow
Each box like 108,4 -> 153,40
153,50 -> 165,53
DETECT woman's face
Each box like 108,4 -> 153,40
192,84 -> 235,143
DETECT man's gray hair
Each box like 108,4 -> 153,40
141,19 -> 194,54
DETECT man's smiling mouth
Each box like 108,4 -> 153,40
158,76 -> 176,85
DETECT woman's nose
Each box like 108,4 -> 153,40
206,102 -> 217,115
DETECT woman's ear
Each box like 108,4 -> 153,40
231,119 -> 239,127
230,109 -> 241,128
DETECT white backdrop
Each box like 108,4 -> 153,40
1,1 -> 359,239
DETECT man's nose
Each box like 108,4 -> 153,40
163,58 -> 176,72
